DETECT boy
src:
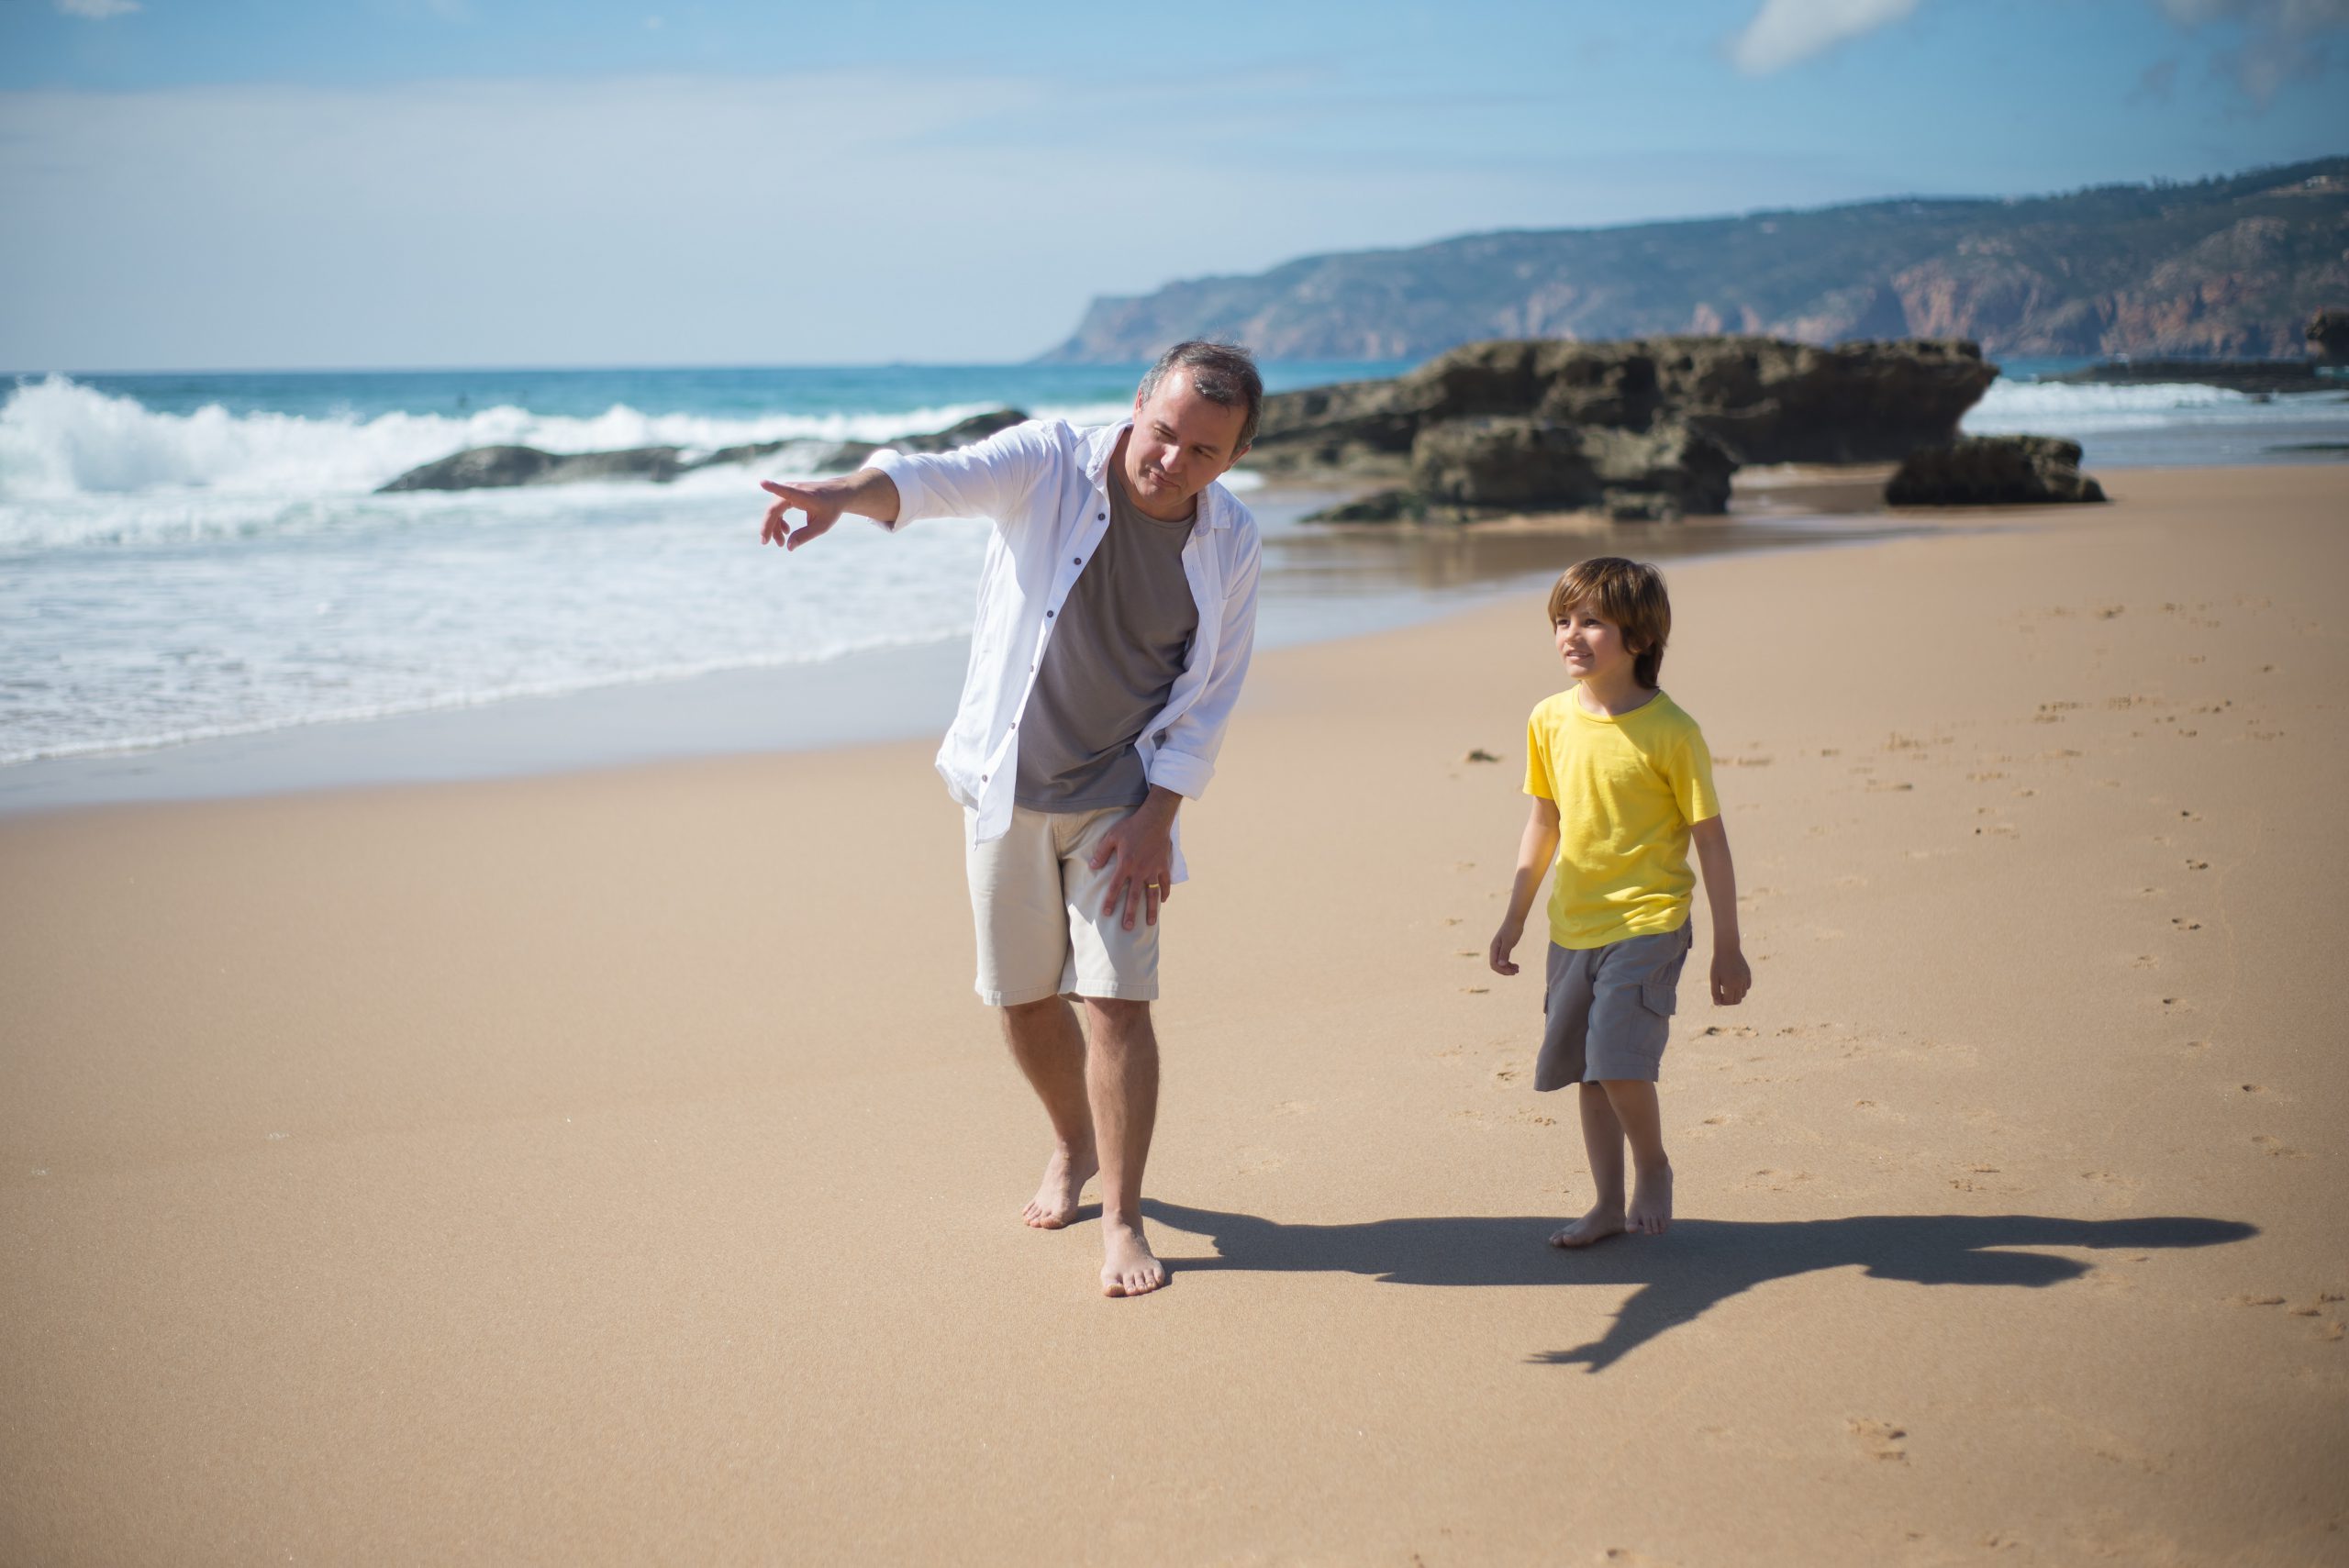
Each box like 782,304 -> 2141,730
1487,558 -> 1750,1247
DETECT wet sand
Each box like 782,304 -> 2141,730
2,465 -> 2343,1564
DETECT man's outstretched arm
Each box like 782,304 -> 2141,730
759,469 -> 901,551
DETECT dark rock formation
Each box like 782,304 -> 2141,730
1402,417 -> 1736,521
809,407 -> 1033,471
1885,436 -> 2106,506
379,444 -> 689,491
377,409 -> 1030,494
2308,308 -> 2349,364
2047,359 -> 2335,394
1264,335 -> 1994,522
1258,335 -> 1994,475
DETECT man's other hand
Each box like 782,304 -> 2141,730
1089,805 -> 1177,932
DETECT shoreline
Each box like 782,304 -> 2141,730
3,462 -> 2343,1563
0,466 -> 1929,817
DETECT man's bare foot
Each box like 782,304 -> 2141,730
1627,1162 -> 1674,1236
1548,1203 -> 1627,1249
1022,1145 -> 1097,1229
1099,1219 -> 1168,1296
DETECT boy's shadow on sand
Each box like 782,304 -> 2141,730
1144,1202 -> 2254,1373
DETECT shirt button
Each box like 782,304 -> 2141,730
1097,511 -> 1106,520
1072,557 -> 1081,564
1045,610 -> 1054,618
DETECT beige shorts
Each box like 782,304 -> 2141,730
965,805 -> 1161,1006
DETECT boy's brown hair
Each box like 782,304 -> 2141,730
1547,557 -> 1672,688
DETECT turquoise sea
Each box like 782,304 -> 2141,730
1,357 -> 2342,798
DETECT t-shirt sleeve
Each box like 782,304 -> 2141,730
1670,723 -> 1722,824
1524,706 -> 1553,799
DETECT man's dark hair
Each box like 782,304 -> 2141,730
1137,340 -> 1264,450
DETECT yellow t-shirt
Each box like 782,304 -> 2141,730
1525,686 -> 1720,950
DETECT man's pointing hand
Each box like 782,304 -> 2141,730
760,479 -> 846,550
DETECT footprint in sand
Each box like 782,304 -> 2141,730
2236,1294 -> 2286,1307
1848,1418 -> 1909,1463
1461,985 -> 1490,995
2132,955 -> 2161,970
1599,1549 -> 1681,1567
2171,917 -> 2202,931
2251,1135 -> 2307,1158
2235,1083 -> 2266,1095
1270,1101 -> 1314,1118
2185,858 -> 2211,872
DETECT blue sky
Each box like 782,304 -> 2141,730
3,0 -> 2343,371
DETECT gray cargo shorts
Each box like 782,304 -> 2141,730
1537,924 -> 1694,1090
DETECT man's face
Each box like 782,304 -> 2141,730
1121,369 -> 1252,517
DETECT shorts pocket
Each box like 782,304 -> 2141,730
1641,977 -> 1679,1018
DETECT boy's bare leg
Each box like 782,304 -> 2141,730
1083,996 -> 1167,1296
1000,997 -> 1097,1229
1551,1083 -> 1630,1248
1601,1079 -> 1674,1235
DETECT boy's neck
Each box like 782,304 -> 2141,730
1575,671 -> 1658,717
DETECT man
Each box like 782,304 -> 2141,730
758,341 -> 1263,1297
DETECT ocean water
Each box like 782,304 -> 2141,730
2,358 -> 2342,775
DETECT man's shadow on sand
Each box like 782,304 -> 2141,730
1143,1202 -> 2254,1373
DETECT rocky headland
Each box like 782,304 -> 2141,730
377,408 -> 1029,494
1249,335 -> 2000,521
1043,158 -> 2349,365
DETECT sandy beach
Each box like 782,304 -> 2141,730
2,464 -> 2343,1564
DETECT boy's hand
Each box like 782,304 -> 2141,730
1710,946 -> 1753,1006
1488,917 -> 1525,976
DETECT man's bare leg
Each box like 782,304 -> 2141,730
1000,996 -> 1097,1229
1083,996 -> 1166,1296
1601,1079 -> 1673,1236
1551,1082 -> 1629,1248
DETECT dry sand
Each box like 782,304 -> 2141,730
3,465 -> 2343,1565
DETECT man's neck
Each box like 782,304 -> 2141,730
1575,673 -> 1657,717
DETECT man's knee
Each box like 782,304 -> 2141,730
1081,995 -> 1152,1040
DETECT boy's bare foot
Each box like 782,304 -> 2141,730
1628,1162 -> 1674,1236
1022,1145 -> 1097,1229
1548,1203 -> 1627,1248
1100,1219 -> 1168,1296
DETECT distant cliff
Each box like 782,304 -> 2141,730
1041,157 -> 2349,363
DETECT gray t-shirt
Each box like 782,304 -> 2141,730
1012,465 -> 1200,811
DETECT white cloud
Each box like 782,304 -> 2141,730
55,0 -> 141,17
1728,0 -> 1920,74
2154,0 -> 2349,102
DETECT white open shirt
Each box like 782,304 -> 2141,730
868,417 -> 1261,884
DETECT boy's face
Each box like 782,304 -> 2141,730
1554,599 -> 1642,684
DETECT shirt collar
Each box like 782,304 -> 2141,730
1085,419 -> 1235,531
